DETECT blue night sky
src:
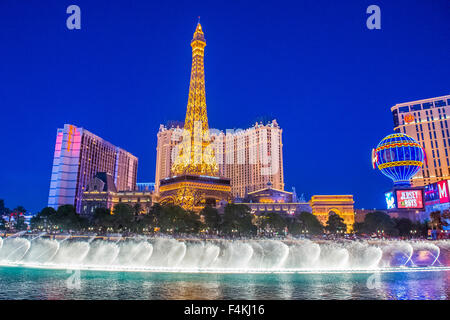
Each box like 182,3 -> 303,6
0,0 -> 449,213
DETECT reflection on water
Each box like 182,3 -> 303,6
0,266 -> 448,300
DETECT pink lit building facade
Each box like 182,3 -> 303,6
48,124 -> 138,212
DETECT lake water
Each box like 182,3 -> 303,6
0,236 -> 449,300
0,266 -> 448,300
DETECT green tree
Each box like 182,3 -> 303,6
93,207 -> 112,232
200,206 -> 220,233
13,206 -> 27,214
393,218 -> 414,237
296,211 -> 323,235
352,222 -> 364,235
183,210 -> 202,234
50,205 -> 84,231
148,203 -> 164,228
259,212 -> 286,235
429,211 -> 444,230
30,207 -> 57,230
360,211 -> 397,236
158,205 -> 188,233
0,199 -> 5,216
325,212 -> 347,234
15,215 -> 27,231
112,203 -> 135,232
0,216 -> 6,230
133,203 -> 142,216
221,204 -> 256,236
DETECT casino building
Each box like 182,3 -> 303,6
81,172 -> 154,216
154,23 -> 284,202
391,95 -> 450,187
48,124 -> 138,213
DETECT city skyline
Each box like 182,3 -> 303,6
0,1 -> 449,212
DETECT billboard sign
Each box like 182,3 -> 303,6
396,189 -> 424,209
424,183 -> 440,205
437,180 -> 450,204
424,180 -> 450,205
385,192 -> 396,209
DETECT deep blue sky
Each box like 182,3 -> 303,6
0,0 -> 449,213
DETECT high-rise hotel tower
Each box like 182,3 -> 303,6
155,121 -> 285,198
392,95 -> 450,186
48,124 -> 138,212
154,23 -> 284,199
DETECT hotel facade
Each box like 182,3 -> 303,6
392,95 -> 450,187
154,120 -> 284,198
48,124 -> 138,212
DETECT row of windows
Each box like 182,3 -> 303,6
398,99 -> 449,113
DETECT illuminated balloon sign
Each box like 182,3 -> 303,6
396,190 -> 424,209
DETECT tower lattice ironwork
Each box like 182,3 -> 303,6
171,22 -> 218,176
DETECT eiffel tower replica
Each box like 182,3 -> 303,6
158,22 -> 231,211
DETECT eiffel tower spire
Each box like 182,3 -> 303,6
172,22 -> 218,176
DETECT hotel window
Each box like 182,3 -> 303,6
411,104 -> 422,111
423,102 -> 433,109
435,100 -> 446,107
399,106 -> 409,113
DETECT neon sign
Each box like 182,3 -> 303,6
437,180 -> 449,203
404,114 -> 415,123
385,192 -> 396,209
396,190 -> 423,209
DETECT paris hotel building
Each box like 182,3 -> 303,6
48,124 -> 138,212
154,120 -> 284,198
392,95 -> 450,186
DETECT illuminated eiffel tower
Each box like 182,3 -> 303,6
171,22 -> 218,176
159,22 -> 231,211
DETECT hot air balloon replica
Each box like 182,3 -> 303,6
372,133 -> 426,186
372,133 -> 427,210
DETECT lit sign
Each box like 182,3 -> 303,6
404,114 -> 415,123
424,180 -> 450,205
437,180 -> 450,203
396,190 -> 423,209
67,125 -> 74,152
424,183 -> 439,204
385,192 -> 396,209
